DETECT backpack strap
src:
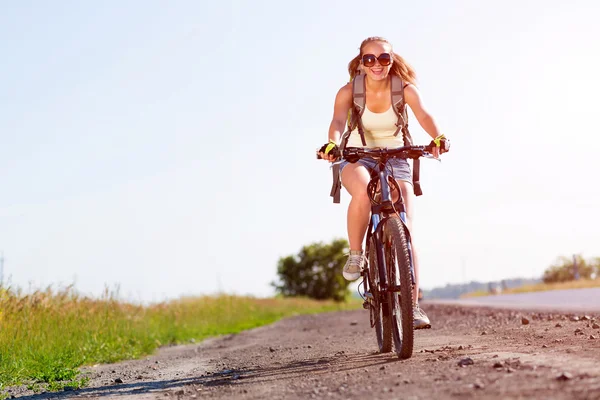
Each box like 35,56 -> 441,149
331,75 -> 367,204
391,75 -> 422,196
349,75 -> 367,146
329,130 -> 352,203
412,158 -> 423,196
390,75 -> 413,146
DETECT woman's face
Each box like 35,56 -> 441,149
360,41 -> 393,81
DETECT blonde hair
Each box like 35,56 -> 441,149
347,36 -> 417,85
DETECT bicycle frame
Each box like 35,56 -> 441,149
363,156 -> 416,301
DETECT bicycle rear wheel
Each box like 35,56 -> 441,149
367,237 -> 392,353
383,216 -> 414,359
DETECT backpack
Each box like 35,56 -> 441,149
348,74 -> 413,147
329,74 -> 423,204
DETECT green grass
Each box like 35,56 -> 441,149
0,286 -> 360,394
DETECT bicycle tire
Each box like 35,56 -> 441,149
368,237 -> 392,353
383,216 -> 415,359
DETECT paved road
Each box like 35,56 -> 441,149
428,287 -> 600,312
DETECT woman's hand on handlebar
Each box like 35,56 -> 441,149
317,151 -> 337,162
316,140 -> 340,162
428,135 -> 450,159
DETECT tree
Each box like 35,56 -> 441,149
272,238 -> 350,302
591,257 -> 600,279
542,254 -> 595,283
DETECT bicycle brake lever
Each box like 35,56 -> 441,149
422,153 -> 442,162
329,159 -> 345,168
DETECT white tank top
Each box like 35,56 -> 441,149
346,106 -> 403,148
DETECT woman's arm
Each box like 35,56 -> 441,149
404,84 -> 442,140
328,83 -> 353,143
319,83 -> 352,161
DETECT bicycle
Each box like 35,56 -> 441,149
332,144 -> 438,359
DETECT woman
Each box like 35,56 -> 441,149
318,36 -> 449,329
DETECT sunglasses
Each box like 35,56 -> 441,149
361,53 -> 392,67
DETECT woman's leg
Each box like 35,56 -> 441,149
341,163 -> 372,252
337,163 -> 372,280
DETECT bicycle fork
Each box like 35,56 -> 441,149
371,213 -> 390,293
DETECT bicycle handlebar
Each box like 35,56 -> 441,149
341,144 -> 435,161
316,144 -> 437,161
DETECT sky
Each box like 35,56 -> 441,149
1,0 -> 599,303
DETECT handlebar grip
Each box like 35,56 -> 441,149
317,142 -> 340,160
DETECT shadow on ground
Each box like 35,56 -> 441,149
14,351 -> 404,399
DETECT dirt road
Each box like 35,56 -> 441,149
9,303 -> 600,399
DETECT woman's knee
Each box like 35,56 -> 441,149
341,164 -> 371,197
352,190 -> 371,206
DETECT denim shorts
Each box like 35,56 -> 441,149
339,157 -> 412,184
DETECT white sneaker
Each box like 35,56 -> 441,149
413,304 -> 431,329
342,250 -> 365,281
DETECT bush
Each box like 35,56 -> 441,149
272,238 -> 350,302
542,255 -> 596,283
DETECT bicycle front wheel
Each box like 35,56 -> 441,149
383,216 -> 414,359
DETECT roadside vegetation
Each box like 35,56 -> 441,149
461,254 -> 600,298
0,238 -> 355,396
0,285 -> 359,395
